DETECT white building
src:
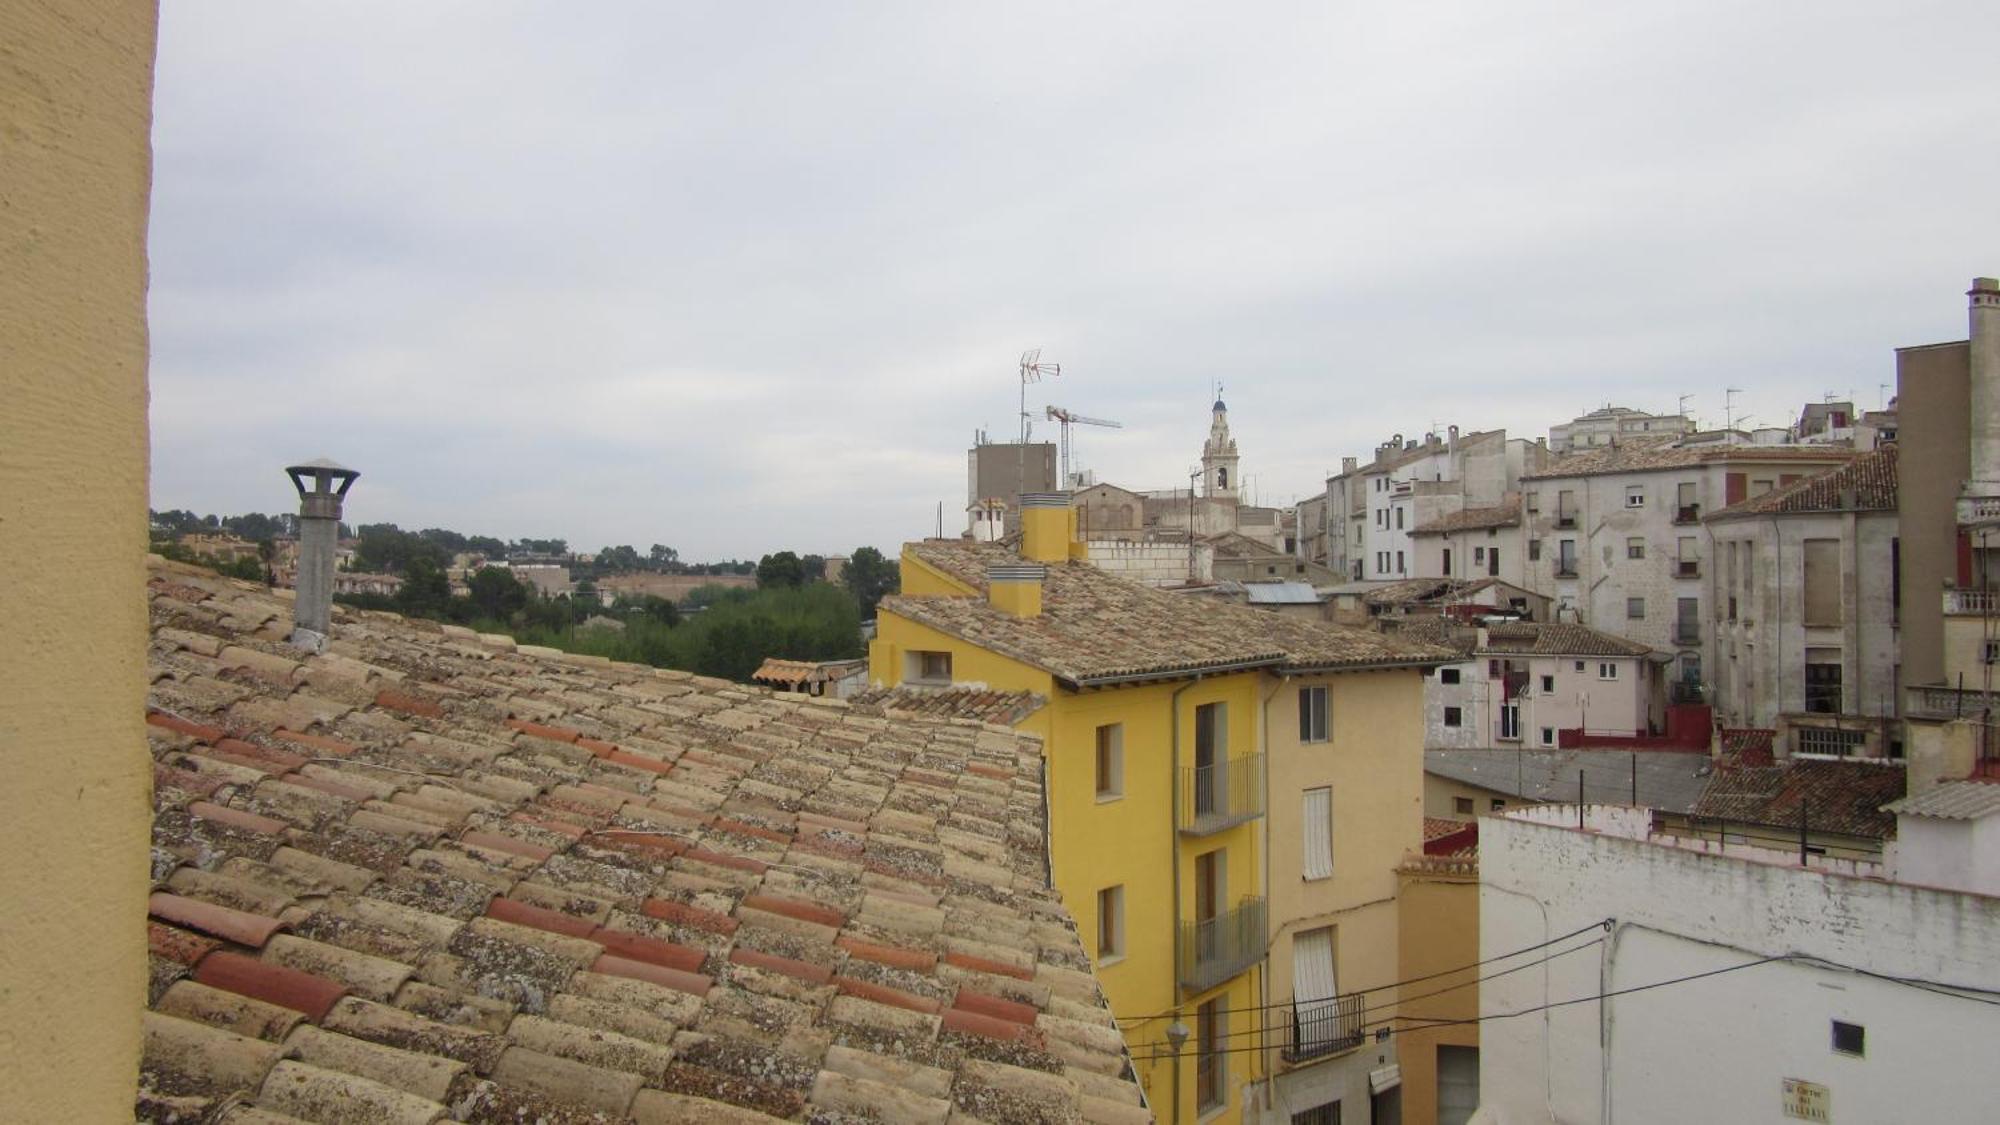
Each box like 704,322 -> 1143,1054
1705,447 -> 1901,758
1323,428 -> 1547,582
1547,405 -> 1696,452
1406,620 -> 1656,750
1520,440 -> 1852,691
1480,801 -> 2000,1124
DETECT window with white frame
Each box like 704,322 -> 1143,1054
1598,662 -> 1619,680
1625,485 -> 1645,508
1302,788 -> 1333,880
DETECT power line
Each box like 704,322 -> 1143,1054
1130,954 -> 1787,1063
1126,936 -> 1607,1058
1115,918 -> 1613,1026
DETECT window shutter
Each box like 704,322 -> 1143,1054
1302,788 -> 1333,880
1292,927 -> 1337,1004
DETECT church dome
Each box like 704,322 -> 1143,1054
1213,399 -> 1227,412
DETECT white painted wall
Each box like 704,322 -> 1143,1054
1890,813 -> 2000,897
1480,809 -> 2000,1125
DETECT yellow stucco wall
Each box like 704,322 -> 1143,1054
874,567 -> 1272,1121
0,1 -> 158,1117
1395,863 -> 1480,1125
1264,671 -> 1425,1101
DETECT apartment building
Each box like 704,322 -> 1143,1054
1546,405 -> 1695,452
1705,448 -> 1901,758
870,494 -> 1449,1123
1407,499 -> 1528,587
1401,620 -> 1656,751
1519,441 -> 1852,691
1322,428 -> 1548,582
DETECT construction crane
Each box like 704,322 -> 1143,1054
1045,405 -> 1123,488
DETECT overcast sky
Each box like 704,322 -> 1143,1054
149,3 -> 1999,559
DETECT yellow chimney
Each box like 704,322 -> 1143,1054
1020,491 -> 1072,564
987,564 -> 1046,618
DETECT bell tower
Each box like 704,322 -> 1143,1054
1201,393 -> 1239,500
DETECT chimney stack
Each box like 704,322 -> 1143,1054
1970,278 -> 2000,485
987,564 -> 1046,618
285,458 -> 358,651
1019,491 -> 1078,564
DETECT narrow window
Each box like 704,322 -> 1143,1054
1474,547 -> 1486,563
1805,649 -> 1843,713
1803,538 -> 1842,626
1540,675 -> 1555,694
1096,885 -> 1124,961
1599,662 -> 1619,680
1095,724 -> 1123,799
1196,998 -> 1225,1110
1529,538 -> 1542,561
1540,727 -> 1555,746
1302,788 -> 1333,879
1298,685 -> 1329,743
1626,536 -> 1645,560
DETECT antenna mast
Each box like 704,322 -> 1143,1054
1019,349 -> 1060,444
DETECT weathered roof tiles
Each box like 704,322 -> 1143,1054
138,557 -> 1150,1124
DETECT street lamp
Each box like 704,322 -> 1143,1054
1164,1018 -> 1190,1125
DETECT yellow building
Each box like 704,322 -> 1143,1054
1394,854 -> 1481,1125
872,493 -> 1448,1123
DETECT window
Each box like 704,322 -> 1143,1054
1573,660 -> 1585,672
1194,702 -> 1226,816
1540,675 -> 1555,694
1627,597 -> 1646,619
1196,998 -> 1225,1110
1529,538 -> 1542,561
1489,798 -> 1506,811
1443,706 -> 1463,727
1540,727 -> 1555,746
1440,668 -> 1461,685
1292,1102 -> 1340,1125
1676,596 -> 1700,644
1557,539 -> 1577,577
1395,550 -> 1406,574
1598,662 -> 1619,680
1454,797 -> 1474,815
1984,640 -> 2000,665
1095,724 -> 1123,800
907,650 -> 951,684
1805,650 -> 1843,713
1556,490 -> 1576,527
1302,788 -> 1333,880
1526,491 -> 1539,513
1487,547 -> 1500,577
1831,1020 -> 1865,1057
1291,925 -> 1343,1060
1299,685 -> 1329,743
1625,485 -> 1645,508
1441,547 -> 1452,574
1803,538 -> 1841,626
1096,885 -> 1124,961
1473,547 -> 1486,563
1626,537 -> 1645,559
1395,508 -> 1405,530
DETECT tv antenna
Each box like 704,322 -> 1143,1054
1724,387 -> 1743,432
1046,405 -> 1123,487
1019,349 -> 1060,443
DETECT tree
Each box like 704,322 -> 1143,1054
756,551 -> 805,589
396,556 -> 452,619
843,546 -> 899,619
467,566 -> 527,620
800,554 -> 827,584
649,544 -> 679,572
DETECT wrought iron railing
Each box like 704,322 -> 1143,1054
1676,559 -> 1700,578
1555,564 -> 1579,578
1179,753 -> 1266,835
1673,623 -> 1702,644
1674,505 -> 1701,524
1555,514 -> 1578,529
1281,993 -> 1366,1062
1179,897 -> 1266,992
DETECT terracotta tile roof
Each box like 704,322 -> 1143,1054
885,540 -> 1455,686
138,559 -> 1146,1124
849,686 -> 1049,728
747,658 -> 863,689
1410,497 -> 1523,535
1359,577 -> 1459,608
1690,757 -> 1906,839
1423,817 -> 1467,843
1478,623 -> 1653,658
1706,447 -> 1899,519
1882,780 -> 2000,820
1522,439 -> 1854,481
1719,729 -> 1776,765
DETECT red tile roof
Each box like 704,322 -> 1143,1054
139,559 -> 1145,1123
1690,756 -> 1905,839
1706,446 -> 1898,520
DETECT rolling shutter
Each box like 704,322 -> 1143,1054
1302,787 -> 1333,880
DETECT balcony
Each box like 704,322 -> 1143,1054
1673,504 -> 1701,525
1554,564 -> 1579,579
1906,683 -> 2000,720
1945,589 -> 2000,615
1554,514 -> 1577,529
1280,994 -> 1366,1063
1179,897 -> 1266,992
1673,623 -> 1702,645
1676,559 -> 1700,578
1179,753 -> 1266,836
1670,681 -> 1707,705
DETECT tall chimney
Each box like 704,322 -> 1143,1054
285,458 -> 358,650
1970,278 -> 2000,485
1019,491 -> 1074,564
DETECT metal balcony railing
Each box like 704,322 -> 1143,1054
1179,897 -> 1266,992
1555,514 -> 1578,529
1673,505 -> 1702,524
1670,681 -> 1707,705
1676,559 -> 1700,578
1555,564 -> 1579,578
1179,753 -> 1266,836
1673,623 -> 1702,645
1280,994 -> 1366,1062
